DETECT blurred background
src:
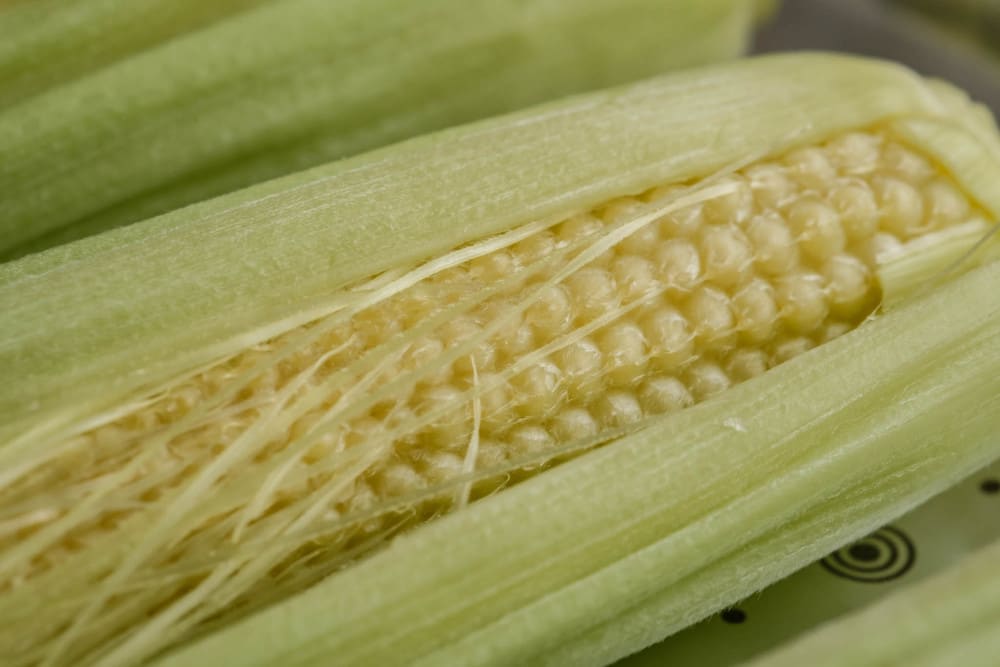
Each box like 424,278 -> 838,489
756,0 -> 1000,114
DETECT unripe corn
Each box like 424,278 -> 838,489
0,0 -> 765,260
1,54 -> 1000,666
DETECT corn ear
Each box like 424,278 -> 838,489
2,53 -> 1000,666
0,0 -> 761,260
744,536 -> 1000,667
152,261 -> 1000,667
5,52 -> 996,439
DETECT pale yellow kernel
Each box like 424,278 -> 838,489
823,254 -> 875,319
600,197 -> 645,225
372,462 -> 425,497
157,386 -> 202,422
874,176 -> 926,238
829,180 -> 879,242
487,306 -> 535,358
344,417 -> 386,451
776,272 -> 829,333
746,211 -> 800,276
598,321 -> 647,385
441,318 -> 494,374
507,425 -> 554,456
731,279 -> 778,344
397,285 -> 441,327
637,375 -> 694,413
418,450 -> 465,483
469,250 -> 515,283
345,481 -> 378,515
419,386 -> 470,449
857,232 -> 904,266
384,405 -> 419,444
474,440 -> 510,470
513,230 -> 557,263
525,284 -> 573,337
640,307 -> 694,367
746,162 -> 797,209
923,179 -> 970,225
556,213 -> 604,242
406,335 -> 444,369
725,348 -> 770,382
549,407 -> 600,441
203,419 -> 246,449
772,336 -> 816,364
655,238 -> 702,290
645,185 -> 703,237
825,132 -> 882,175
120,405 -> 159,433
685,362 -> 732,400
818,321 -> 854,343
784,146 -> 836,190
553,338 -> 604,399
787,197 -> 846,261
882,142 -> 936,183
244,366 -> 281,398
612,255 -> 661,300
476,373 -> 511,429
702,176 -> 755,226
642,183 -> 677,204
92,424 -> 130,449
356,306 -> 405,347
593,390 -> 644,428
512,362 -> 563,418
618,222 -> 661,257
699,224 -> 753,287
685,286 -> 735,343
564,267 -> 619,321
434,266 -> 471,290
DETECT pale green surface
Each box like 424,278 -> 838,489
152,260 -> 1000,666
0,0 -> 266,109
744,534 -> 1000,667
619,460 -> 1000,665
0,53 -> 985,449
0,0 -> 756,258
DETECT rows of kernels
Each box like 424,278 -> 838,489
4,131 -> 984,654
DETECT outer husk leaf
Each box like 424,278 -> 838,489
0,0 -> 758,258
744,536 -> 1000,667
0,0 -> 266,109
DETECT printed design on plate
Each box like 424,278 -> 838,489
820,525 -> 915,583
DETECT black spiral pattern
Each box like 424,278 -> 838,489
820,526 -> 916,583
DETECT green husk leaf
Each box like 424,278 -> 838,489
0,0 -> 759,259
0,0 -> 266,110
744,535 -> 1000,667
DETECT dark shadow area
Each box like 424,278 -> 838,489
754,0 -> 1000,114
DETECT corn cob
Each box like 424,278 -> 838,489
0,0 -> 763,260
744,536 -> 1000,667
1,53 -> 999,666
